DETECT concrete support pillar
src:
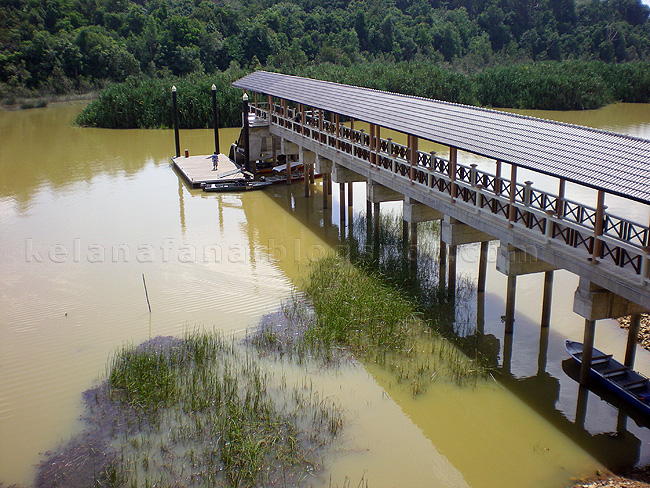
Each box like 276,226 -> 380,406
449,245 -> 457,298
272,136 -> 277,166
304,164 -> 310,197
410,222 -> 418,265
402,220 -> 409,246
625,313 -> 642,368
339,182 -> 346,228
286,158 -> 292,185
322,173 -> 329,209
310,163 -> 315,184
328,174 -> 332,195
374,202 -> 381,243
478,241 -> 488,293
502,327 -> 513,375
505,274 -> 517,333
580,319 -> 596,385
541,271 -> 554,328
439,238 -> 447,291
576,386 -> 589,428
538,325 -> 550,374
348,181 -> 353,206
477,290 -> 485,335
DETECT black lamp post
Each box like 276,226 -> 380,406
211,84 -> 220,155
172,85 -> 180,158
242,92 -> 250,173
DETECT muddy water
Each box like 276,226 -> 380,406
0,102 -> 649,487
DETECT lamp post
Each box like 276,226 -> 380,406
211,84 -> 220,155
172,85 -> 180,158
242,92 -> 250,173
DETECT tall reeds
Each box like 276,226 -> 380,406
75,70 -> 247,129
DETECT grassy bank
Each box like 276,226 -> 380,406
74,60 -> 650,129
37,332 -> 342,488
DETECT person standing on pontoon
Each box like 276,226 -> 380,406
211,152 -> 218,171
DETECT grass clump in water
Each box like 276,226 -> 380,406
290,253 -> 489,396
37,332 -> 342,488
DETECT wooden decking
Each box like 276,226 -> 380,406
172,153 -> 244,188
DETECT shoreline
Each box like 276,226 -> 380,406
0,91 -> 97,111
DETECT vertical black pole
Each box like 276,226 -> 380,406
211,84 -> 220,155
243,92 -> 250,172
172,85 -> 180,158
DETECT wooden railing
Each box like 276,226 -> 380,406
251,103 -> 650,285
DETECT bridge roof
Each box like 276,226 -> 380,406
233,71 -> 650,204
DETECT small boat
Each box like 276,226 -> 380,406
202,180 -> 272,192
565,340 -> 650,416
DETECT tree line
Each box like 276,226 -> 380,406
1,0 -> 650,101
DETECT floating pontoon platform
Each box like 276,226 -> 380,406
172,153 -> 244,189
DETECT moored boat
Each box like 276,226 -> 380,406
565,340 -> 650,417
202,180 -> 273,192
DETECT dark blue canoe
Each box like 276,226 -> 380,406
565,340 -> 650,417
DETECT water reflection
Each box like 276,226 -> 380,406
2,101 -> 650,488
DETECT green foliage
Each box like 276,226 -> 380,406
75,59 -> 650,128
2,0 -> 650,100
474,61 -> 612,110
75,70 -> 246,128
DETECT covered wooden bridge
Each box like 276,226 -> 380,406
232,70 -> 650,385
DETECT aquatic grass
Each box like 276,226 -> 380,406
243,208 -> 491,395
297,252 -> 488,395
42,331 -> 344,488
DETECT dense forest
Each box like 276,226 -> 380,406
1,0 -> 650,101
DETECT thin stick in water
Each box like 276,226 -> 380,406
142,273 -> 152,313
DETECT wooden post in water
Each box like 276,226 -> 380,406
172,86 -> 180,158
439,238 -> 447,291
211,84 -> 220,154
340,182 -> 346,228
366,198 -> 372,234
504,274 -> 517,333
373,202 -> 380,244
625,313 -> 642,368
322,173 -> 329,209
410,222 -> 418,272
449,245 -> 457,299
580,319 -> 596,385
541,271 -> 554,328
478,241 -> 488,293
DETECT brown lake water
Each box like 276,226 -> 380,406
1,101 -> 650,487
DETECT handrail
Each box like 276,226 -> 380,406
251,104 -> 650,283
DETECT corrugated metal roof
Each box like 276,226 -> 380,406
233,71 -> 650,204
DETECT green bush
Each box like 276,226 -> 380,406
75,70 -> 248,129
